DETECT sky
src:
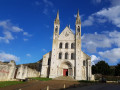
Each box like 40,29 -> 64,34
0,0 -> 120,65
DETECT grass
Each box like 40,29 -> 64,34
0,81 -> 25,88
31,77 -> 52,81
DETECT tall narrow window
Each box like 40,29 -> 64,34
55,26 -> 58,33
65,52 -> 68,59
65,43 -> 68,49
83,60 -> 86,66
71,43 -> 74,49
59,42 -> 62,48
59,52 -> 62,59
77,26 -> 80,32
71,53 -> 74,59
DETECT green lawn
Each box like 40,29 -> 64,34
0,81 -> 25,88
31,77 -> 52,81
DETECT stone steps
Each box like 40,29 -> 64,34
53,76 -> 76,81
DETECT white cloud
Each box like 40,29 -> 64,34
0,20 -> 23,43
12,26 -> 23,32
82,30 -> 120,53
110,0 -> 120,7
43,0 -> 53,7
0,52 -> 19,62
42,0 -> 54,15
95,5 -> 120,28
91,55 -> 100,65
26,54 -> 31,57
82,5 -> 120,27
23,32 -> 32,37
23,38 -> 28,41
99,48 -> 120,63
82,16 -> 94,26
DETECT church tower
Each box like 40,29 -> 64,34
49,11 -> 60,78
75,10 -> 82,80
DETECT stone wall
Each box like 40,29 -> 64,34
0,60 -> 16,81
0,60 -> 40,81
27,68 -> 39,78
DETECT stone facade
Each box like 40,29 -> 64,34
41,10 -> 94,80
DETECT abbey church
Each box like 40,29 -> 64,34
40,10 -> 93,80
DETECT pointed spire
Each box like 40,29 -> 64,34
76,9 -> 81,24
56,10 -> 59,20
77,9 -> 79,17
54,10 -> 60,24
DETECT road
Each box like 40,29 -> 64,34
68,83 -> 120,90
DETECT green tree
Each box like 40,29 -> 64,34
92,61 -> 111,75
115,63 -> 120,76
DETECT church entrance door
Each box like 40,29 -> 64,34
63,69 -> 68,76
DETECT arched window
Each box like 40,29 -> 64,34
65,43 -> 68,49
59,42 -> 62,48
71,53 -> 74,59
59,52 -> 62,59
83,60 -> 86,66
77,26 -> 80,32
71,43 -> 74,49
65,52 -> 68,59
55,26 -> 58,33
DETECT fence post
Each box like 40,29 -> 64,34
64,84 -> 65,89
47,86 -> 49,90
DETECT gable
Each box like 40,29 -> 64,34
58,26 -> 75,40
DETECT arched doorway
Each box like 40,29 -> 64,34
60,61 -> 73,76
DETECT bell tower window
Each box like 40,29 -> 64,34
55,26 -> 58,33
77,26 -> 80,32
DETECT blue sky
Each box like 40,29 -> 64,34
0,0 -> 120,65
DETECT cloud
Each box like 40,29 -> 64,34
23,32 -> 32,37
110,0 -> 120,7
0,52 -> 19,62
95,5 -> 120,28
0,20 -> 23,43
82,16 -> 94,26
0,20 -> 23,32
99,48 -> 120,63
23,38 -> 28,41
82,30 -> 120,53
43,0 -> 53,7
26,54 -> 31,57
42,0 -> 54,15
82,5 -> 120,27
91,55 -> 100,65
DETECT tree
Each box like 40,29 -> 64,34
92,61 -> 111,75
115,63 -> 120,76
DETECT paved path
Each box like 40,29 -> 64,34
68,83 -> 120,90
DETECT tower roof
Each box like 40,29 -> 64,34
76,9 -> 81,24
54,10 -> 60,24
